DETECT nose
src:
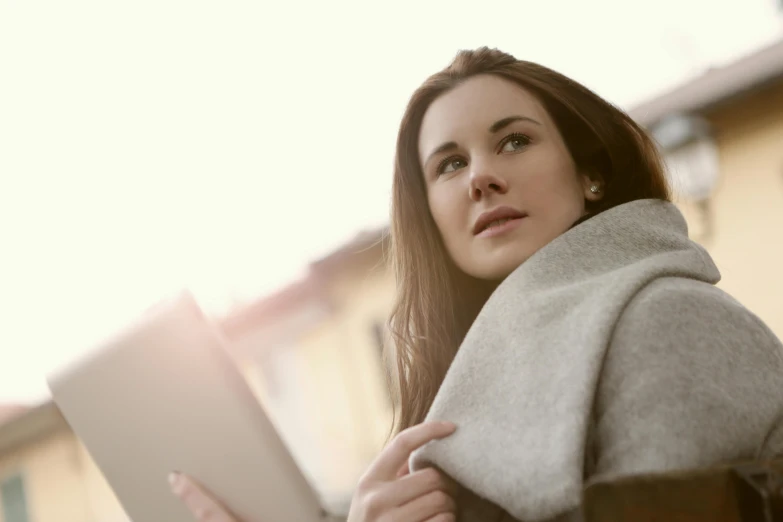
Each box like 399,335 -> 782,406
468,162 -> 508,201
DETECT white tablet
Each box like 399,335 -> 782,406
47,292 -> 331,522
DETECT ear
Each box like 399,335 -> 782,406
580,171 -> 605,202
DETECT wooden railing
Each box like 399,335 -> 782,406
582,460 -> 783,521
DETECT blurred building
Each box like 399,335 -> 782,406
1,37 -> 782,522
222,229 -> 394,513
631,37 -> 783,336
0,231 -> 394,522
0,403 -> 127,522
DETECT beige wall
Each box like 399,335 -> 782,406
0,430 -> 89,522
305,257 -> 396,486
76,443 -> 129,522
0,423 -> 128,522
678,82 -> 783,337
236,247 -> 396,509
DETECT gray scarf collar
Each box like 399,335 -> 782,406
410,199 -> 720,521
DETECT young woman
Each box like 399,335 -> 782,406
171,47 -> 783,522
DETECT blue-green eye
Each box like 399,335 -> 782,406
437,157 -> 468,175
499,133 -> 531,153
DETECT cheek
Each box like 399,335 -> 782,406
523,156 -> 584,205
427,188 -> 464,245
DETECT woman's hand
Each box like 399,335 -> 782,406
169,472 -> 240,522
347,421 -> 459,522
168,421 -> 458,522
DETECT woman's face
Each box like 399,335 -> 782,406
418,74 -> 602,281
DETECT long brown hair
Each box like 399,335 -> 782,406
387,47 -> 670,434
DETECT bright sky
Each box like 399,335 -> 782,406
1,0 -> 781,404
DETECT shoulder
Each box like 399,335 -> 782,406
605,276 -> 783,400
610,277 -> 782,368
591,277 -> 783,477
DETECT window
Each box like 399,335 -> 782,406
1,474 -> 30,522
664,138 -> 720,202
652,113 -> 720,201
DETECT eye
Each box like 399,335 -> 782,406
499,133 -> 531,153
437,156 -> 468,175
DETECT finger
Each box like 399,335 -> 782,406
396,460 -> 410,478
424,514 -> 456,522
424,515 -> 456,522
169,473 -> 238,522
385,467 -> 456,507
170,474 -> 235,522
366,421 -> 456,480
392,489 -> 456,522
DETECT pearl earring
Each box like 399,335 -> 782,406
590,185 -> 601,194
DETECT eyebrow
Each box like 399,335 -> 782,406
488,115 -> 541,133
424,115 -> 541,168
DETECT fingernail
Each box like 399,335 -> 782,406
441,421 -> 457,429
168,472 -> 180,487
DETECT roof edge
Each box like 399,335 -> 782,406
629,37 -> 783,127
0,401 -> 65,455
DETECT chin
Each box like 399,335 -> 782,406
466,253 -> 533,282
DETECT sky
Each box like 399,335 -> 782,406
1,0 -> 782,404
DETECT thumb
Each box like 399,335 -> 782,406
169,473 -> 239,522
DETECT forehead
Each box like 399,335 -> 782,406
418,74 -> 548,162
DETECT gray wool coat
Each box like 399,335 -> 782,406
409,199 -> 783,522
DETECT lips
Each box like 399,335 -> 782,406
473,206 -> 527,235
